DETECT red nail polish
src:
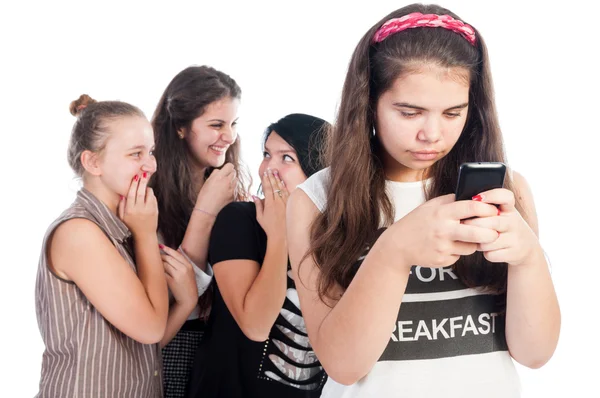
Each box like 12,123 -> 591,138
143,172 -> 147,179
120,195 -> 124,200
134,175 -> 139,181
497,208 -> 501,216
472,194 -> 483,201
159,244 -> 164,249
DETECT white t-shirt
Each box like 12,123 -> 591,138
297,168 -> 520,398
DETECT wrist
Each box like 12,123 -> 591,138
174,298 -> 197,313
193,207 -> 218,218
131,230 -> 159,244
373,228 -> 413,274
508,243 -> 545,269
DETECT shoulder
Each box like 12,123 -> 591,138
296,167 -> 330,212
51,218 -> 109,251
216,201 -> 257,224
211,201 -> 262,240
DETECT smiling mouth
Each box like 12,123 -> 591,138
209,145 -> 228,153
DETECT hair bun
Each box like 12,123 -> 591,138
69,94 -> 97,116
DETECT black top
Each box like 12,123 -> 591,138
186,202 -> 327,398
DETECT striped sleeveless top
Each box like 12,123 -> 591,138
35,188 -> 163,397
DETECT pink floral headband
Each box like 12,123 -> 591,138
373,12 -> 476,46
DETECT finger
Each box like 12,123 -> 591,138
462,215 -> 510,233
477,234 -> 510,253
261,169 -> 273,199
229,169 -> 237,187
482,248 -> 512,264
452,223 -> 499,244
427,193 -> 456,206
253,195 -> 264,218
448,200 -> 498,221
221,163 -> 235,174
161,254 -> 183,272
146,187 -> 157,207
266,169 -> 280,199
118,195 -> 125,219
136,172 -> 149,204
127,175 -> 140,207
450,241 -> 478,256
161,245 -> 190,267
473,188 -> 516,212
164,267 -> 174,279
272,170 -> 287,199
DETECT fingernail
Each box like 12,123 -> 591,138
134,175 -> 139,181
267,168 -> 272,174
281,179 -> 285,186
497,231 -> 501,237
497,208 -> 501,216
273,170 -> 279,176
120,195 -> 124,200
252,195 -> 259,201
143,172 -> 147,179
159,244 -> 164,249
472,194 -> 483,201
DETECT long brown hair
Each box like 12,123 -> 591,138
151,66 -> 250,312
308,4 -> 523,303
151,66 -> 250,248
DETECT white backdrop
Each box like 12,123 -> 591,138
1,0 -> 598,396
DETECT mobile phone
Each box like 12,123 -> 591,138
455,162 -> 506,201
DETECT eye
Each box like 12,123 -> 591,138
445,112 -> 462,118
211,123 -> 224,129
283,154 -> 295,162
401,111 -> 420,118
149,150 -> 155,157
263,151 -> 271,159
131,152 -> 141,158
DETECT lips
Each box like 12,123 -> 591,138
410,150 -> 439,161
209,145 -> 228,154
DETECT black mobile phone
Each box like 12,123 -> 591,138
455,162 -> 506,201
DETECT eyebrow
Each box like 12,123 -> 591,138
264,146 -> 296,155
207,118 -> 239,123
127,145 -> 147,151
393,102 -> 469,111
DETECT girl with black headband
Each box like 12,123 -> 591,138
186,114 -> 329,398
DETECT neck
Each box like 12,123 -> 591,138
383,156 -> 428,182
82,177 -> 120,214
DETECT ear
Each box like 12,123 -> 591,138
177,128 -> 186,139
80,150 -> 102,176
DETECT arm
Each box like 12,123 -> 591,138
50,219 -> 169,344
159,247 -> 213,348
160,302 -> 196,348
214,234 -> 288,342
504,172 -> 561,368
286,189 -> 412,385
180,163 -> 237,270
180,210 -> 215,272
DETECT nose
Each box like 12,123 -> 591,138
418,116 -> 443,143
141,155 -> 157,173
221,125 -> 237,144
